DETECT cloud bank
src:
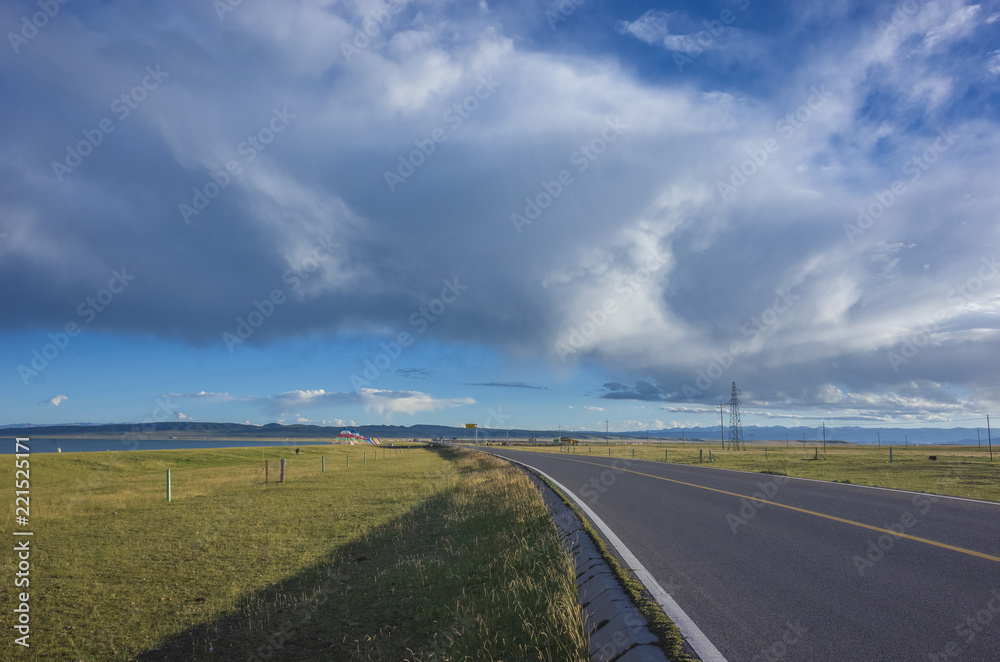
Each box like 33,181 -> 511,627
3,0 -> 999,423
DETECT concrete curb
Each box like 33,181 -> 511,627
486,450 -> 728,662
521,469 -> 673,662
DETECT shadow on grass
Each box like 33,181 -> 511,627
134,447 -> 491,661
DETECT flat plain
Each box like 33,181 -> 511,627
1,445 -> 589,661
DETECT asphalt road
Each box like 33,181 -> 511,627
481,446 -> 1000,662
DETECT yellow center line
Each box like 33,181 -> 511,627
555,455 -> 1000,564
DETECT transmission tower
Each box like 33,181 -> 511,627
728,381 -> 745,450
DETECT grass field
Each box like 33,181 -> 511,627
478,441 -> 1000,502
1,445 -> 589,661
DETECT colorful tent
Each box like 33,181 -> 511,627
335,429 -> 382,445
336,429 -> 365,444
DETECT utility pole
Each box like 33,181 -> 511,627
977,428 -> 981,451
605,419 -> 610,447
822,421 -> 827,454
719,402 -> 725,450
877,430 -> 881,448
989,415 -> 993,462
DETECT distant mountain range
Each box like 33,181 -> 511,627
1,421 -> 463,439
1,421 -> 992,445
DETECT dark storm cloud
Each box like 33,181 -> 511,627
3,0 -> 999,419
397,368 -> 432,379
600,381 -> 668,401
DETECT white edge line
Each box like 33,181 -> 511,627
492,452 -> 730,662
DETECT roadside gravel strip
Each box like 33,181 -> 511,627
495,451 -> 726,662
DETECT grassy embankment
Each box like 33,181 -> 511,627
1,445 -> 589,661
482,442 -> 1000,502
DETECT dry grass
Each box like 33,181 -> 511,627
0,446 -> 588,661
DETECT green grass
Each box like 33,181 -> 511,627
484,442 -> 1000,502
2,445 -> 588,661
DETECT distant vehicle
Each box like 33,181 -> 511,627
555,436 -> 579,446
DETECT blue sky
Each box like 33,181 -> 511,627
2,0 -> 1000,432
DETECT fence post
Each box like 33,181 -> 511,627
322,456 -> 325,473
166,470 -> 171,502
364,451 -> 367,464
280,458 -> 286,483
699,449 -> 703,463
265,460 -> 269,485
890,447 -> 893,464
665,449 -> 668,462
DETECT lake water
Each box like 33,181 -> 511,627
2,437 -> 336,454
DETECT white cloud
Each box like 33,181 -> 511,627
616,11 -> 716,54
619,419 -> 646,431
48,395 -> 67,407
261,388 -> 474,418
988,50 -> 1000,75
273,389 -> 332,405
923,4 -> 981,52
163,392 -> 243,401
584,405 -> 605,411
617,10 -> 671,45
660,405 -> 715,414
358,388 -> 474,416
